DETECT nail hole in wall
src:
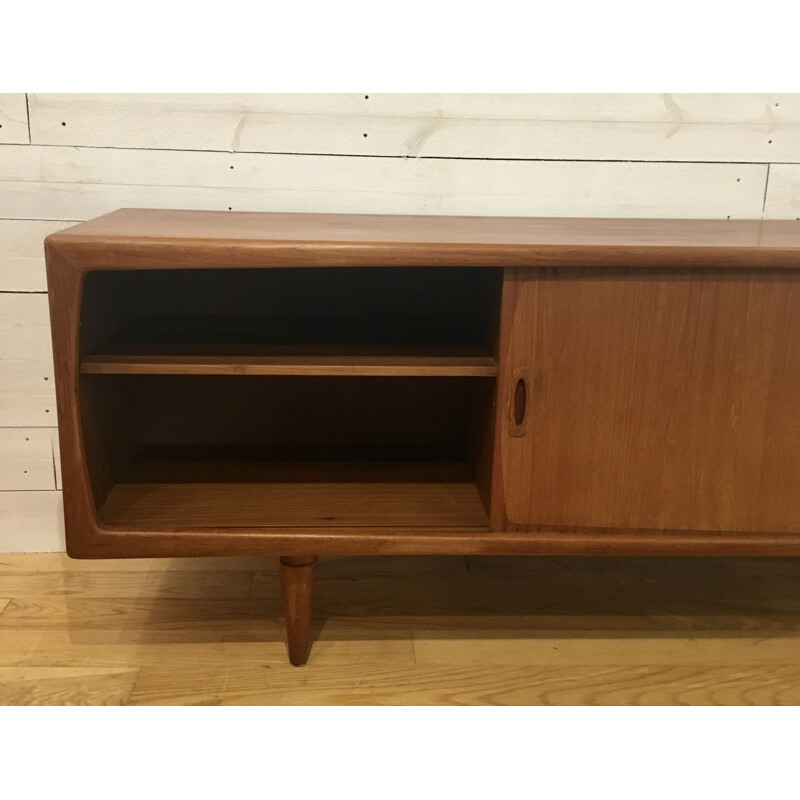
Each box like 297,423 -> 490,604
228,207 -> 232,211
23,470 -> 28,474
363,133 -> 368,138
61,122 -> 66,126
364,95 -> 369,99
769,140 -> 773,144
229,165 -> 234,169
25,437 -> 29,441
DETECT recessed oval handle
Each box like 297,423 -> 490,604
513,377 -> 527,426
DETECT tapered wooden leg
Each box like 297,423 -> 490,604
280,555 -> 317,666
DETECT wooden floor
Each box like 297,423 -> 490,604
1,552 -> 800,705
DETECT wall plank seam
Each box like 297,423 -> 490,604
0,141 -> 781,165
23,94 -> 31,145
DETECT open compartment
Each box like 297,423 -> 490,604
79,267 -> 502,376
77,265 -> 501,531
81,373 -> 496,530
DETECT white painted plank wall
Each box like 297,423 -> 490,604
0,220 -> 74,291
0,491 -> 65,553
763,165 -> 800,219
26,93 -> 800,162
0,292 -> 57,431
0,94 -> 29,145
0,145 -> 768,220
1,93 -> 799,552
0,429 -> 56,490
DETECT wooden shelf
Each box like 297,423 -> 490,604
99,460 -> 489,529
82,310 -> 499,377
81,352 -> 497,377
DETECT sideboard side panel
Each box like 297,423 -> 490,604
45,244 -> 103,555
500,268 -> 800,535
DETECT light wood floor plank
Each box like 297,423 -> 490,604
3,553 -> 800,704
126,662 -> 800,706
0,666 -> 139,705
0,553 -> 276,572
413,634 -> 800,666
0,597 -> 141,629
0,596 -> 283,634
0,628 -> 414,668
0,595 -> 414,654
0,570 -> 256,599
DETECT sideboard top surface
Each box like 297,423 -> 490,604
45,208 -> 800,270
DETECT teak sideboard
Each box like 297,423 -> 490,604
45,209 -> 800,665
